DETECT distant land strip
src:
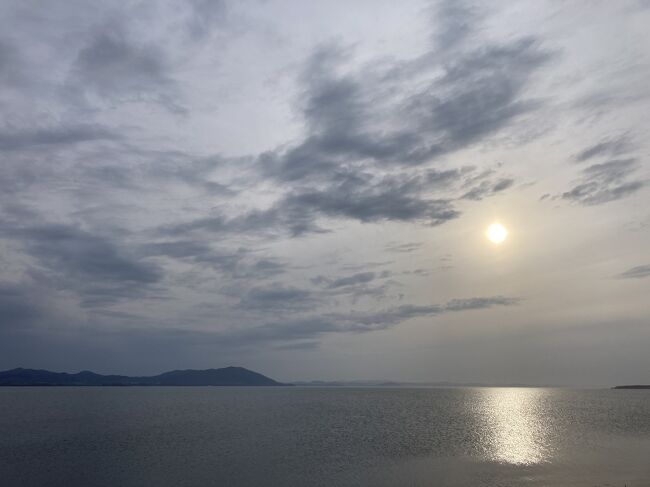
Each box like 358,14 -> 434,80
0,366 -> 288,386
612,385 -> 650,389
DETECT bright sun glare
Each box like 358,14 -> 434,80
487,223 -> 508,244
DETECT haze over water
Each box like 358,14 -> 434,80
2,387 -> 649,487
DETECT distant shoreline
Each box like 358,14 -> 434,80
2,367 -> 646,389
0,366 -> 288,387
0,384 -> 293,387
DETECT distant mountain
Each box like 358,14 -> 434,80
0,366 -> 286,386
612,385 -> 650,389
145,367 -> 283,386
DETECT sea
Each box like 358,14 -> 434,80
1,387 -> 648,486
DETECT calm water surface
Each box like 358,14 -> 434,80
1,387 -> 649,486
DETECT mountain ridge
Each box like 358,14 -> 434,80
0,366 -> 287,386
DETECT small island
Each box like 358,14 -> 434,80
0,366 -> 288,387
612,385 -> 650,389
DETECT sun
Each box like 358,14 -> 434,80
487,222 -> 508,244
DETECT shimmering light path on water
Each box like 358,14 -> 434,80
0,387 -> 648,486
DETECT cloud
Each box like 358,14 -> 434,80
0,125 -> 119,152
158,17 -> 551,239
162,169 -> 467,238
159,159 -> 508,244
150,153 -> 237,195
339,260 -> 394,272
574,135 -> 631,162
161,203 -> 325,239
0,224 -> 163,307
444,296 -> 520,311
263,37 -> 552,181
21,225 -> 161,284
142,240 -> 286,280
220,294 -> 521,346
0,38 -> 25,87
70,23 -> 179,109
413,39 -> 551,152
311,271 -> 391,296
214,33 -> 549,235
462,178 -> 514,201
281,174 -> 461,226
224,317 -> 339,345
273,340 -> 321,351
431,0 -> 479,53
0,279 -> 83,336
323,271 -> 377,289
184,0 -> 227,41
310,270 -> 395,303
143,240 -> 242,272
385,242 -> 423,253
618,264 -> 650,279
248,259 -> 287,279
0,291 -> 521,359
0,282 -> 42,331
239,284 -> 314,311
561,158 -> 646,205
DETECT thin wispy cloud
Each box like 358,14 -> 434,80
618,264 -> 650,279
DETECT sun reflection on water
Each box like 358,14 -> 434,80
478,388 -> 552,465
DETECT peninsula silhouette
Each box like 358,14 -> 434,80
0,366 -> 286,386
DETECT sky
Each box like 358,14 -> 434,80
0,0 -> 648,385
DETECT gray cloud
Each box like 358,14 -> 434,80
248,259 -> 286,278
160,21 -> 551,239
323,271 -> 376,289
385,242 -> 423,253
339,260 -> 394,272
0,291 -> 520,360
143,240 -> 242,272
184,0 -> 227,41
70,22 -> 180,110
444,296 -> 520,311
575,136 -> 631,162
412,39 -> 551,154
281,176 -> 460,227
206,34 -> 550,237
263,37 -> 552,182
462,178 -> 514,201
163,30 -> 547,242
311,271 -> 393,292
0,125 -> 119,152
163,169 -> 468,238
618,264 -> 650,279
142,240 -> 214,260
273,341 -> 321,351
161,205 -> 324,239
0,224 -> 163,307
562,158 -> 646,205
239,284 -> 314,311
21,225 -> 161,285
142,240 -> 286,280
0,38 -> 26,87
221,295 -> 521,346
431,0 -> 479,53
0,282 -> 42,331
